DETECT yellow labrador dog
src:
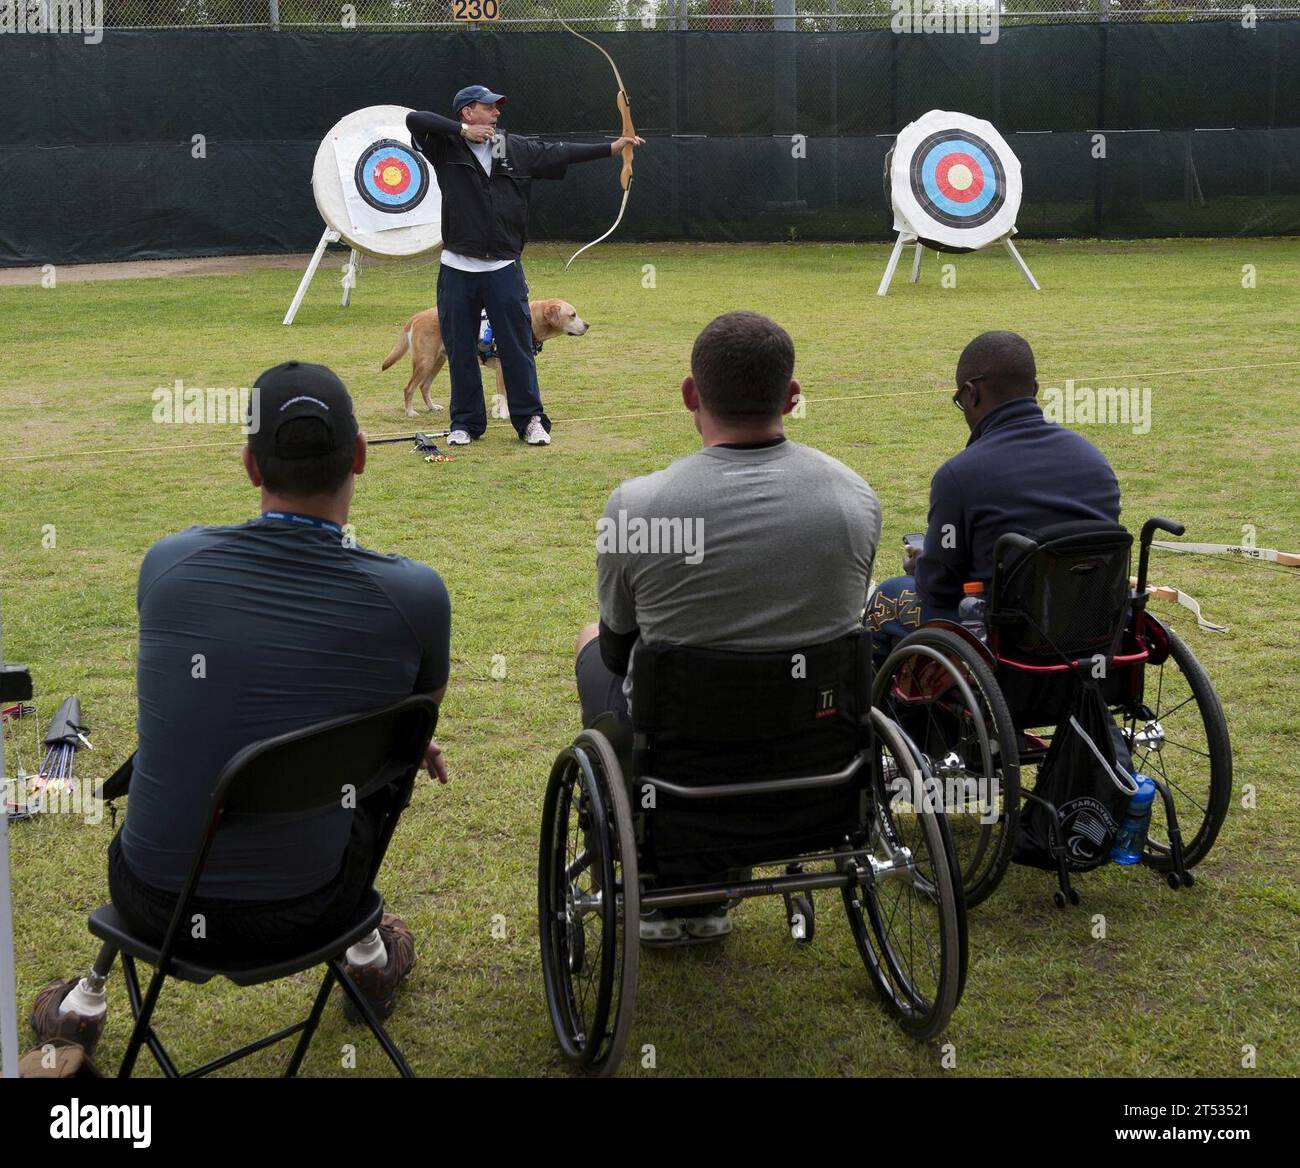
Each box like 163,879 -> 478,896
381,298 -> 589,417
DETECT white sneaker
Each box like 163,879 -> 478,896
447,430 -> 472,446
683,907 -> 732,940
523,416 -> 551,445
638,910 -> 685,945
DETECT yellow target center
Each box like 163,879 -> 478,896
382,165 -> 402,187
947,164 -> 974,192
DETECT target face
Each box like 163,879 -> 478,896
354,140 -> 430,214
888,111 -> 1022,251
315,106 -> 442,259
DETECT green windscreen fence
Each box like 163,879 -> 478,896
1,22 -> 1297,265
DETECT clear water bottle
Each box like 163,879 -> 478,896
958,581 -> 988,642
1110,774 -> 1157,864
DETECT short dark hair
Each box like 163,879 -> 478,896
254,418 -> 355,495
956,331 -> 1037,399
690,311 -> 795,419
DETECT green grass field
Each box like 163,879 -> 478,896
1,238 -> 1297,1077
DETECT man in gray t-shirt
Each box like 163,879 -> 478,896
574,311 -> 880,943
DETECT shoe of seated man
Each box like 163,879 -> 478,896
683,905 -> 732,940
523,416 -> 551,445
638,909 -> 685,945
341,913 -> 415,1023
447,429 -> 472,446
30,977 -> 106,1057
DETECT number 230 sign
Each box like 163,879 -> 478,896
453,0 -> 500,19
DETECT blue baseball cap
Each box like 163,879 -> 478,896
452,85 -> 506,116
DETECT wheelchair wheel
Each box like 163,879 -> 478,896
1121,625 -> 1232,872
841,710 -> 966,1040
538,729 -> 640,1075
874,628 -> 1021,907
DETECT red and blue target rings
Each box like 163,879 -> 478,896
354,140 -> 430,214
908,130 -> 1006,231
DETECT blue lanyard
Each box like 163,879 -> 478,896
257,511 -> 344,536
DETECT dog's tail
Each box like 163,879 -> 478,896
381,320 -> 412,372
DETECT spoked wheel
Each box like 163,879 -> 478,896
841,709 -> 966,1040
874,628 -> 1020,907
538,729 -> 640,1075
1119,625 -> 1232,872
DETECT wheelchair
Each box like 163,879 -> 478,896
537,630 -> 969,1075
873,517 -> 1232,908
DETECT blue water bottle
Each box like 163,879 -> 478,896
477,309 -> 494,358
1110,774 -> 1157,864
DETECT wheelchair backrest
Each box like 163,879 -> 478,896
630,629 -> 872,783
990,520 -> 1132,663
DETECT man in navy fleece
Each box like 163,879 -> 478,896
867,331 -> 1121,654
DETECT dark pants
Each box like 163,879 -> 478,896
107,804 -> 381,962
436,260 -> 552,439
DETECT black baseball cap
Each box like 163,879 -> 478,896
452,84 -> 506,116
247,361 -> 358,461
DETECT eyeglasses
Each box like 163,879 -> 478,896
952,375 -> 989,410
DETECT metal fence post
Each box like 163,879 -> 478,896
270,0 -> 280,30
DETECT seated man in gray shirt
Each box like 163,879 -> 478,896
34,362 -> 451,1049
574,311 -> 881,943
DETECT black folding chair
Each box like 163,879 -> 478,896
89,695 -> 437,1078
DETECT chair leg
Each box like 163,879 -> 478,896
328,957 -> 414,1078
283,966 -> 337,1078
119,954 -> 178,1079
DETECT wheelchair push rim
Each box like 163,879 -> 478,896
538,730 -> 640,1075
841,710 -> 966,1040
1118,624 -> 1232,871
874,628 -> 1021,908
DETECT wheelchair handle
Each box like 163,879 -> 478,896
640,751 -> 868,800
1137,516 -> 1185,595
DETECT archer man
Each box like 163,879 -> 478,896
407,85 -> 643,448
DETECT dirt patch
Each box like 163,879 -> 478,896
0,252 -> 328,286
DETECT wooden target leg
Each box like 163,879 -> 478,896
284,228 -> 341,325
1004,238 -> 1040,291
909,241 -> 924,283
877,232 -> 911,297
341,249 -> 359,308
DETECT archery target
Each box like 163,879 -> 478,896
312,105 -> 443,259
354,140 -> 430,214
888,111 -> 1022,251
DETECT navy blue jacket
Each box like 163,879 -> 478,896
407,111 -> 611,261
916,397 -> 1121,612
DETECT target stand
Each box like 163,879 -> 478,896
877,110 -> 1039,297
285,106 -> 443,325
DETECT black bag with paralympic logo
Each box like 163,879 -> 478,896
1013,675 -> 1136,872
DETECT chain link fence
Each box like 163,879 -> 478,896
89,1 -> 1300,31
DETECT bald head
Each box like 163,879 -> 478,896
956,331 -> 1037,400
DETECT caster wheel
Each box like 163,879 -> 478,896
1167,872 -> 1181,890
1067,888 -> 1081,906
1052,890 -> 1067,909
1183,871 -> 1195,887
791,894 -> 815,944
